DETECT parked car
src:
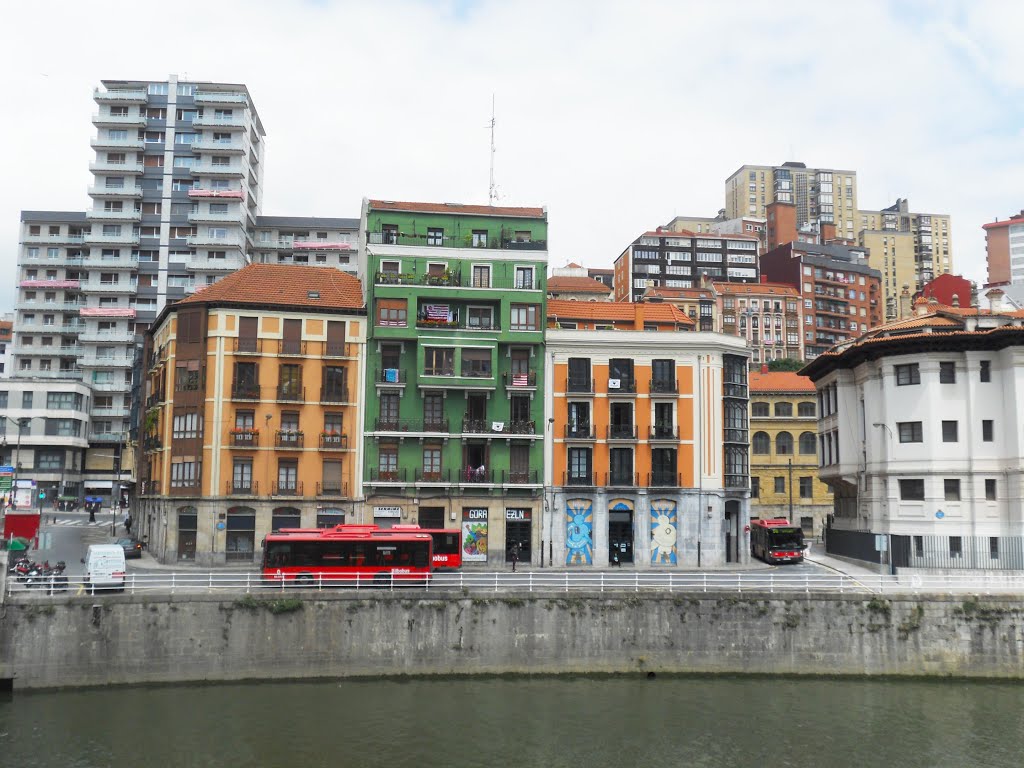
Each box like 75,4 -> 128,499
116,536 -> 144,559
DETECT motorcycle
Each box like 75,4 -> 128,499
7,557 -> 35,582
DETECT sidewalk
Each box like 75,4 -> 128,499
804,542 -> 885,578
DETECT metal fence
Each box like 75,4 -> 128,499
825,527 -> 882,564
892,535 -> 1024,570
8,570 -> 1024,598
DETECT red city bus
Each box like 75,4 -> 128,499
262,529 -> 433,585
323,524 -> 463,571
750,518 -> 805,564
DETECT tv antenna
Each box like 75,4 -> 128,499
488,94 -> 499,205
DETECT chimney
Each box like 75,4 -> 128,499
899,284 -> 913,319
988,288 -> 1004,313
915,296 -> 929,317
951,293 -> 960,307
760,363 -> 769,374
820,221 -> 837,243
634,302 -> 645,331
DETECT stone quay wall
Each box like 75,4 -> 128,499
1,591 -> 1022,689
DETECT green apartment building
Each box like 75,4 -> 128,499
361,199 -> 548,568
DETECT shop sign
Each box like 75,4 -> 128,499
505,508 -> 531,522
374,506 -> 402,519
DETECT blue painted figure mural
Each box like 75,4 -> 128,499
565,499 -> 593,565
650,500 -> 678,565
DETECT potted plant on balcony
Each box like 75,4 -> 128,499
321,429 -> 342,445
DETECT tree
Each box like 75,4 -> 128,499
767,358 -> 806,372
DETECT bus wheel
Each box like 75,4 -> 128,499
372,573 -> 391,588
295,574 -> 313,587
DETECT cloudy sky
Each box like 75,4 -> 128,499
1,0 -> 1021,311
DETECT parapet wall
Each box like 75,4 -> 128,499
1,591 -> 1022,689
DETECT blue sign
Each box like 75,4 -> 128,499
0,466 -> 13,474
935,510 -> 945,519
216,521 -> 226,530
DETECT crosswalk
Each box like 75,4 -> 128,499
47,518 -> 118,528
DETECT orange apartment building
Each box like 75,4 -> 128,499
136,265 -> 366,565
544,300 -> 751,568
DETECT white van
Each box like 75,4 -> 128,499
82,544 -> 127,592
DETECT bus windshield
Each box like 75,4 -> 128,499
767,527 -> 803,549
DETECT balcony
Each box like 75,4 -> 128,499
90,431 -> 127,443
606,425 -> 637,440
93,88 -> 147,103
563,472 -> 595,487
194,91 -> 249,105
322,341 -> 355,358
88,184 -> 143,198
227,480 -> 259,496
502,470 -> 541,486
649,425 -> 678,440
648,472 -> 681,488
274,431 -> 304,449
186,234 -> 243,249
90,379 -> 129,391
228,431 -> 260,448
607,378 -> 636,394
565,424 -> 595,440
92,112 -> 147,128
190,162 -> 244,177
190,139 -> 245,153
188,256 -> 241,272
275,385 -> 305,402
316,482 -> 349,497
230,383 -> 261,400
191,115 -> 247,129
606,472 -> 639,487
86,209 -> 142,222
459,468 -> 495,485
377,368 -> 407,386
367,468 -> 408,484
368,231 -> 547,253
19,279 -> 80,290
415,469 -> 454,485
90,136 -> 145,151
82,255 -> 138,269
725,474 -> 749,490
319,386 -> 349,404
271,481 -> 303,497
23,369 -> 84,380
83,232 -> 140,247
188,211 -> 242,225
319,434 -> 348,451
144,436 -> 162,453
503,371 -> 537,389
77,354 -> 134,368
567,377 -> 594,394
81,281 -> 138,294
374,418 -> 450,434
187,188 -> 245,200
91,406 -> 130,419
90,161 -> 144,175
649,378 -> 678,395
278,339 -> 307,356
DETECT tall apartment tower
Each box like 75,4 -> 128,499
11,77 -> 265,501
982,210 -> 1024,287
725,162 -> 859,243
859,199 -> 953,288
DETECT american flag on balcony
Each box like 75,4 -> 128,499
425,304 -> 450,321
512,373 -> 529,386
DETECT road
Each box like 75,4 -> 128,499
26,509 -> 130,578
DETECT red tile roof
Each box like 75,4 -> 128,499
178,264 -> 364,310
547,276 -> 613,294
713,281 -> 799,296
982,214 -> 1024,230
368,200 -> 545,218
749,371 -> 816,393
547,299 -> 695,326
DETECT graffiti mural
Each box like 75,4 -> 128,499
565,499 -> 593,565
650,499 -> 678,565
461,508 -> 488,562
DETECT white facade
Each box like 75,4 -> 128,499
251,216 -> 359,275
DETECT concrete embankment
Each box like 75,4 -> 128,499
1,591 -> 1023,689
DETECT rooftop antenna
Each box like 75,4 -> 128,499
488,94 -> 498,205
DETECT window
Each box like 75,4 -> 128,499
175,361 -> 201,391
944,479 -> 961,501
941,420 -> 958,442
22,391 -> 33,408
774,477 -> 785,494
949,537 -> 963,559
37,451 -> 64,471
985,479 -> 997,500
471,230 -> 488,248
471,265 -> 491,287
426,228 -> 444,246
982,420 -> 993,442
278,365 -> 302,399
378,445 -> 398,477
422,447 -> 442,478
751,402 -> 769,417
461,348 -> 491,378
467,306 -> 494,329
568,447 -> 592,483
424,348 -> 454,376
46,391 -> 82,410
939,361 -> 956,383
750,477 -> 759,498
171,461 -> 199,488
172,412 -> 202,439
797,402 -> 816,417
898,422 -> 923,443
899,479 -> 925,501
514,266 -> 535,289
277,460 -> 298,492
377,299 -> 407,327
980,360 -> 991,382
509,304 -> 538,331
775,432 -> 793,455
774,402 -> 793,417
895,363 -> 920,385
752,432 -> 770,454
799,477 -> 813,498
799,432 -> 817,454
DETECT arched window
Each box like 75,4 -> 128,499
752,431 -> 770,454
776,431 -> 793,455
798,401 -> 816,417
799,432 -> 817,455
751,402 -> 770,417
774,402 -> 793,417
271,506 -> 301,532
226,506 -> 256,562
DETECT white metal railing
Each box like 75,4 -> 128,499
8,570 -> 1024,598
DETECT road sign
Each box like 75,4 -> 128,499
875,534 -> 888,552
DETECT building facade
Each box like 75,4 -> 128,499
748,370 -> 831,539
665,212 -> 767,252
858,229 -> 915,321
546,301 -> 750,567
251,216 -> 359,276
641,286 -> 718,332
716,281 -> 803,364
0,316 -> 11,378
136,265 -> 366,564
982,210 -> 1024,287
547,264 -> 613,301
725,162 -> 859,242
859,199 -> 953,286
361,200 -> 547,568
760,241 -> 883,359
613,229 -> 759,303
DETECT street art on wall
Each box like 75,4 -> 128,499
650,499 -> 678,565
565,498 -> 593,565
461,508 -> 488,562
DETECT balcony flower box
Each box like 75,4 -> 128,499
321,432 -> 343,445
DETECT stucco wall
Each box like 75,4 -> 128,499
3,591 -> 1023,690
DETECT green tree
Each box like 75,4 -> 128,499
766,358 -> 806,372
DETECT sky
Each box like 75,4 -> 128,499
1,0 -> 1022,312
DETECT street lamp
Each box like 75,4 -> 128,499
2,415 -> 34,510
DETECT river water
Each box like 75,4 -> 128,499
2,676 -> 1022,767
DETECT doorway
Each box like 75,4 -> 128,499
505,515 -> 531,564
608,510 -> 634,564
725,501 -> 740,563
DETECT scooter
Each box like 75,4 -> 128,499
7,557 -> 36,582
24,560 -> 52,588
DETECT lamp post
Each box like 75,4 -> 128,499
3,416 -> 33,510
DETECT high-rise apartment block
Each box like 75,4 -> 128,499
725,162 -> 859,242
983,210 -> 1024,286
859,198 -> 953,289
857,229 -> 915,321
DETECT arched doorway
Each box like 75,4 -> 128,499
177,505 -> 197,561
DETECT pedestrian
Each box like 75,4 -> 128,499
612,549 -> 620,567
510,541 -> 519,572
124,514 -> 133,535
